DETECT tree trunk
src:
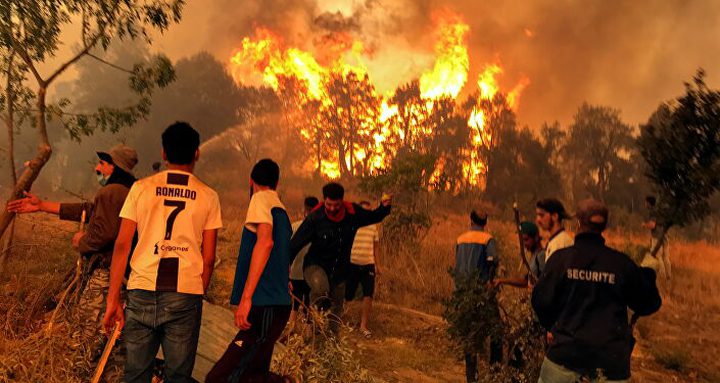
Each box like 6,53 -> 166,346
0,85 -> 52,239
650,224 -> 671,258
0,58 -> 18,273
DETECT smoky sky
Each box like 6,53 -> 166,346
153,0 -> 720,128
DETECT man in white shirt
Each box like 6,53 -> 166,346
345,201 -> 381,338
103,122 -> 222,383
536,198 -> 574,261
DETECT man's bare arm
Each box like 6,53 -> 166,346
6,191 -> 60,214
201,229 -> 218,292
235,223 -> 274,329
241,224 -> 274,301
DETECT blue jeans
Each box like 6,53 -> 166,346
538,358 -> 629,383
124,290 -> 203,383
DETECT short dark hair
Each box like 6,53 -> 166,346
536,198 -> 570,221
250,158 -> 280,189
576,199 -> 609,233
645,195 -> 656,206
162,122 -> 200,165
304,196 -> 319,210
470,210 -> 488,226
322,182 -> 344,200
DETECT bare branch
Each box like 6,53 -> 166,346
87,53 -> 134,74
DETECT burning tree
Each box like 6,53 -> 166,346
638,70 -> 720,257
0,0 -> 185,240
228,15 -> 530,191
318,71 -> 381,178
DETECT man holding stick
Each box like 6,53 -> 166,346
7,144 -> 138,344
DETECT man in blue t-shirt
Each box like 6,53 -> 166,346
206,159 -> 293,383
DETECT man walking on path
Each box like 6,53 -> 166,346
644,195 -> 671,280
536,198 -> 574,261
290,182 -> 392,333
288,196 -> 318,329
103,122 -> 222,383
454,210 -> 502,383
532,199 -> 662,383
345,200 -> 382,338
7,144 -> 138,344
206,158 -> 293,383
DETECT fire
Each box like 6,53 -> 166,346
419,20 -> 470,100
229,14 -> 529,189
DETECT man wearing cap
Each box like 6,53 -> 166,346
494,221 -> 545,287
454,210 -> 502,383
536,198 -> 574,261
532,199 -> 662,383
493,221 -> 546,369
7,144 -> 138,341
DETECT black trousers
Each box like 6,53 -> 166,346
206,305 -> 291,383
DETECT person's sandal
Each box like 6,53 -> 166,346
361,328 -> 372,338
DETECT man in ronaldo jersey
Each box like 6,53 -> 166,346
103,122 -> 223,383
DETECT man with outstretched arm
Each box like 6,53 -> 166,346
206,158 -> 294,383
7,144 -> 137,346
290,183 -> 392,334
532,199 -> 661,383
103,122 -> 222,383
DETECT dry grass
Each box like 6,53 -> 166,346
1,202 -> 719,382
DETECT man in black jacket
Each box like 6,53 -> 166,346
290,182 -> 391,333
532,199 -> 661,382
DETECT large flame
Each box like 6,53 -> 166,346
229,15 -> 529,187
419,20 -> 469,100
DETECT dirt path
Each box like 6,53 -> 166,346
342,302 -> 465,383
342,301 -> 713,383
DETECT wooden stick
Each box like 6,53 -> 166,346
45,209 -> 87,335
79,209 -> 87,231
91,322 -> 121,383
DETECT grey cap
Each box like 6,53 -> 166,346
97,144 -> 138,175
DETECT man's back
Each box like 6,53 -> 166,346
231,190 -> 292,306
121,170 -> 222,294
454,228 -> 496,283
532,232 -> 661,380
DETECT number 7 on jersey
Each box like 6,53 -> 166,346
164,200 -> 186,240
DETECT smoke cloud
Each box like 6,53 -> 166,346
104,0 -> 720,128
